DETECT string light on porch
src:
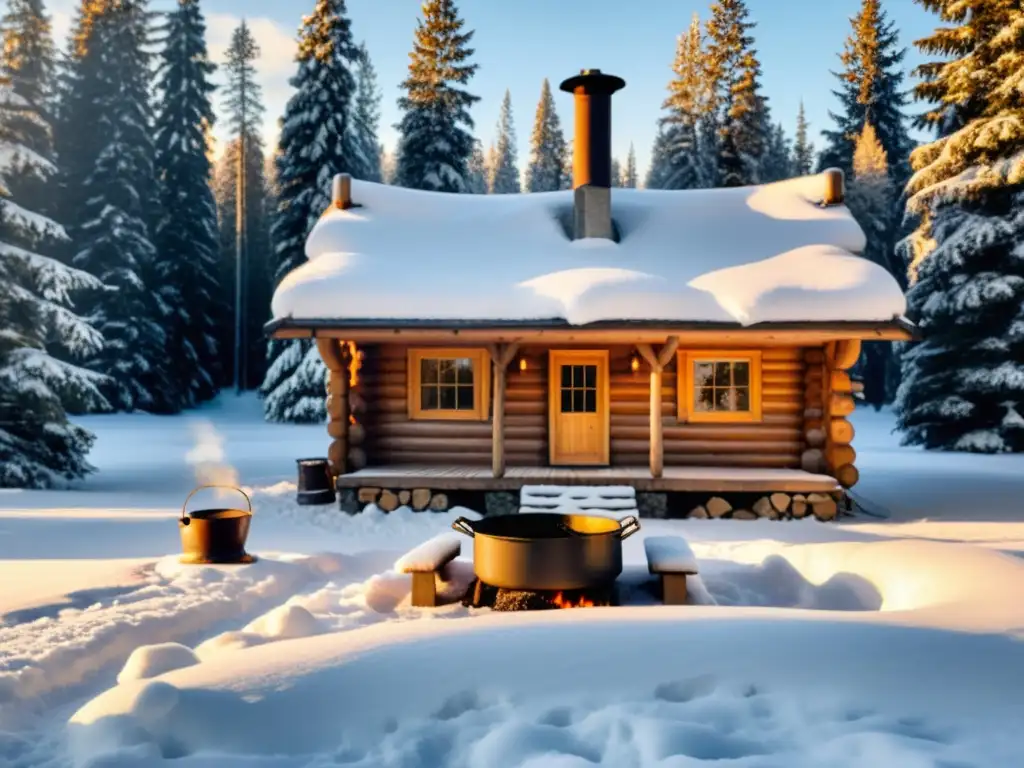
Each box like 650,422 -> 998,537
630,350 -> 641,373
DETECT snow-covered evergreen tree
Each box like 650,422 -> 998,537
560,138 -> 573,189
792,100 -> 815,175
220,20 -> 264,389
847,122 -> 895,410
758,122 -> 792,182
153,0 -> 220,408
394,0 -> 479,192
818,0 -> 913,186
263,0 -> 362,422
0,25 -> 109,485
353,42 -> 382,182
214,135 -> 272,391
489,89 -> 519,194
2,0 -> 57,212
645,128 -> 670,189
524,78 -> 566,193
69,0 -> 173,413
655,15 -> 708,190
895,0 -> 1024,452
705,0 -> 767,186
622,143 -> 637,188
610,157 -> 622,187
465,138 -> 487,193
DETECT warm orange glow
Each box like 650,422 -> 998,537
346,342 -> 364,427
551,592 -> 596,609
518,357 -> 528,372
630,353 -> 641,373
346,341 -> 363,388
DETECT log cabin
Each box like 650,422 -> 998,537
266,69 -> 914,519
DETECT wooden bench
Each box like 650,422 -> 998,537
395,534 -> 461,607
644,535 -> 699,605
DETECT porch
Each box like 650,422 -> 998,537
334,465 -> 840,493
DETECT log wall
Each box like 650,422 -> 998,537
359,344 -> 807,469
611,346 -> 805,469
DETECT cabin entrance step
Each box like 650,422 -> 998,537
520,484 -> 639,515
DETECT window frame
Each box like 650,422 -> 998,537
407,347 -> 491,422
677,350 -> 763,424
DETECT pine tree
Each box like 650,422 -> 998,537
353,42 -> 382,182
705,0 -> 767,186
489,89 -> 520,194
153,0 -> 220,408
263,0 -> 362,423
221,20 -> 264,391
68,0 -> 173,412
394,0 -> 479,192
465,138 -> 487,193
214,135 -> 272,390
0,20 -> 111,485
54,0 -> 116,266
560,138 -> 573,189
610,157 -> 622,187
819,0 -> 913,186
655,15 -> 707,190
792,100 -> 815,175
524,78 -> 566,193
622,143 -> 637,188
895,0 -> 1024,452
758,122 -> 793,182
2,1 -> 57,213
645,128 -> 670,189
847,122 -> 895,410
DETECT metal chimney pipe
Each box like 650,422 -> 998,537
558,69 -> 626,189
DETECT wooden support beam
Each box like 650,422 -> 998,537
635,337 -> 678,479
317,338 -> 350,477
488,342 -> 520,478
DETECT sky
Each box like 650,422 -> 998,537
47,0 -> 941,178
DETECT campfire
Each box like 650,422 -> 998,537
462,579 -> 616,611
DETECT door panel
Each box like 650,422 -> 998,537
548,350 -> 609,466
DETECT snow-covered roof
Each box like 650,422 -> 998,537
271,173 -> 907,327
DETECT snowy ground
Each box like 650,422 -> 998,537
2,395 -> 1024,767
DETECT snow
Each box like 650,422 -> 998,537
3,394 -> 1024,766
272,174 -> 908,326
644,535 -> 699,573
521,484 -> 637,513
394,533 -> 461,572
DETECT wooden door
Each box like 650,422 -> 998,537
548,350 -> 610,466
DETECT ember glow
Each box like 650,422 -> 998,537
551,592 -> 597,609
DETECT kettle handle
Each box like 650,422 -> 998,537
181,485 -> 252,521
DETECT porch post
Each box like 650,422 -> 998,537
317,338 -> 350,477
636,336 -> 679,479
488,343 -> 520,478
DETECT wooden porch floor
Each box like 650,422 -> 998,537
335,466 -> 840,493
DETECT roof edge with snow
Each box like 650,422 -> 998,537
265,315 -> 918,341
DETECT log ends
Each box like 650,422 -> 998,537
835,463 -> 859,489
825,339 -> 861,371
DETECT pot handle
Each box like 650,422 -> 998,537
451,517 -> 476,538
617,514 -> 641,540
182,485 -> 252,521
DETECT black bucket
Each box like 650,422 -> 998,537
296,458 -> 335,505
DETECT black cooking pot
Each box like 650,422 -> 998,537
452,512 -> 641,591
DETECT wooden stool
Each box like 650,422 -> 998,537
395,534 -> 461,607
644,535 -> 699,605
